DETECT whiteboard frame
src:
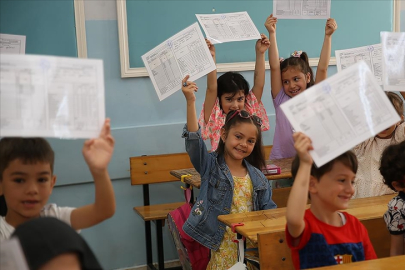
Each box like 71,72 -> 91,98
74,0 -> 87,58
116,0 -> 400,78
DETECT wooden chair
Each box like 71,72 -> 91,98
130,153 -> 193,270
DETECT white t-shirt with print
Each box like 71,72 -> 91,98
0,203 -> 75,241
352,122 -> 405,198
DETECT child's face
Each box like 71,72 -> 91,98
310,161 -> 356,211
1,159 -> 56,227
221,122 -> 258,161
220,90 -> 245,114
281,68 -> 310,97
376,119 -> 402,139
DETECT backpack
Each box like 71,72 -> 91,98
167,188 -> 210,270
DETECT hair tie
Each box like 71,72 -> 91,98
291,51 -> 302,58
279,57 -> 285,63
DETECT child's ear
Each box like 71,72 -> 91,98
50,175 -> 57,190
392,181 -> 404,192
220,128 -> 227,142
308,175 -> 318,194
306,72 -> 311,83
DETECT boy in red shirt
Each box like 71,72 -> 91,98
286,132 -> 376,269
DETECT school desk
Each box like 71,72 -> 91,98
169,157 -> 294,188
309,255 -> 405,269
217,194 -> 395,269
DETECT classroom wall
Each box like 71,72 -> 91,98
6,1 -> 403,270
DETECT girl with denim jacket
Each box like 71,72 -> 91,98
180,76 -> 277,269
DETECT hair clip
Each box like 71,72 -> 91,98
291,51 -> 302,58
279,57 -> 285,63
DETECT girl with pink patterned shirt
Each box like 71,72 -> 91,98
198,34 -> 271,151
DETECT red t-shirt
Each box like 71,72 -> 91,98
286,209 -> 377,269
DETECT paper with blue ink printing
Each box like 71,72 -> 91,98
280,61 -> 400,167
0,33 -> 26,55
0,54 -> 105,139
196,12 -> 261,44
381,31 -> 405,91
335,44 -> 383,85
273,0 -> 330,19
141,22 -> 216,101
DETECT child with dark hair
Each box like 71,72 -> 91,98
181,75 -> 276,269
286,132 -> 376,269
11,217 -> 102,270
353,91 -> 405,198
199,34 -> 270,151
0,119 -> 115,240
380,141 -> 405,256
265,14 -> 337,159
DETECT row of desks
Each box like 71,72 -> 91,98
218,194 -> 395,269
170,160 -> 400,268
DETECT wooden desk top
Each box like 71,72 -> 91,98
170,158 -> 294,188
218,194 -> 395,243
310,255 -> 405,269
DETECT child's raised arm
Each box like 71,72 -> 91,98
286,132 -> 313,240
315,18 -> 337,84
265,14 -> 282,99
70,119 -> 116,230
251,34 -> 270,103
203,39 -> 217,124
182,75 -> 199,132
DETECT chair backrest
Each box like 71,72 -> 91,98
263,145 -> 272,160
130,145 -> 273,186
130,153 -> 193,185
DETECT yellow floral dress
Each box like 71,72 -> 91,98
207,174 -> 255,270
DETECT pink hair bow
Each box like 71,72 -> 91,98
291,51 -> 302,57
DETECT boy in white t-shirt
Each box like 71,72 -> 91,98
0,119 -> 116,240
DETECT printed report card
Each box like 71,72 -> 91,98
273,0 -> 331,19
195,11 -> 261,44
280,61 -> 400,167
0,54 -> 105,139
335,44 -> 382,85
381,31 -> 405,91
142,22 -> 216,101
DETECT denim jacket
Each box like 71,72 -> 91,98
182,126 -> 277,250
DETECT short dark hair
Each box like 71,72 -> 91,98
0,138 -> 55,180
217,72 -> 250,110
291,151 -> 358,182
280,52 -> 314,88
380,141 -> 405,191
216,110 -> 265,170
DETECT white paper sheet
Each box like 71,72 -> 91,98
0,238 -> 29,270
381,31 -> 405,91
335,44 -> 383,85
0,33 -> 26,54
0,54 -> 105,139
273,0 -> 330,19
195,11 -> 261,44
142,22 -> 216,101
280,61 -> 400,167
